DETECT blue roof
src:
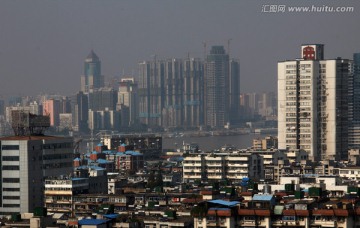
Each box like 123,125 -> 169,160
88,165 -> 106,171
103,150 -> 116,155
121,143 -> 127,146
103,214 -> 119,219
208,200 -> 240,207
79,219 -> 109,225
116,151 -> 142,156
97,159 -> 112,164
74,158 -> 81,161
125,151 -> 142,156
252,194 -> 274,201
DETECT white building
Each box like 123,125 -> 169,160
278,44 -> 351,161
0,135 -> 73,216
183,152 -> 263,183
44,177 -> 89,215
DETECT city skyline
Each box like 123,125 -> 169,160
0,0 -> 359,97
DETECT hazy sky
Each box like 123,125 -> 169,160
0,0 -> 359,97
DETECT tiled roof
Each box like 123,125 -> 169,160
208,208 -> 232,217
295,210 -> 310,216
238,209 -> 255,216
334,209 -> 351,217
255,209 -> 271,216
312,209 -> 334,216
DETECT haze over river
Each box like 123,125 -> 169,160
162,133 -> 269,152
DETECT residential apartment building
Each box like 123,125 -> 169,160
117,78 -> 138,127
44,177 -> 89,216
71,91 -> 89,133
204,46 -> 230,128
183,58 -> 204,128
278,44 -> 351,161
0,135 -> 73,215
348,53 -> 360,149
183,152 -> 263,183
138,60 -> 164,127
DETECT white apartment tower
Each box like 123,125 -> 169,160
0,136 -> 73,215
278,44 -> 350,161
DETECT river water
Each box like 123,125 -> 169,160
162,133 -> 269,152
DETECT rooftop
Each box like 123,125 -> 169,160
0,135 -> 66,140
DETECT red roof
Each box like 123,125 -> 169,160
182,197 -> 202,204
208,209 -> 232,217
238,209 -> 255,216
334,209 -> 351,217
283,209 -> 296,216
241,192 -> 253,196
312,209 -> 334,216
295,210 -> 310,216
255,209 -> 271,216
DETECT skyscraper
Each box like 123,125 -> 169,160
348,53 -> 360,149
229,59 -> 241,125
183,58 -> 204,128
204,46 -> 230,128
43,99 -> 61,127
71,91 -> 89,133
138,60 -> 165,127
162,58 -> 184,129
117,78 -> 138,127
81,50 -> 104,93
278,44 -> 350,161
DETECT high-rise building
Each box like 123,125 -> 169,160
43,99 -> 61,127
258,92 -> 277,120
71,91 -> 89,133
183,58 -> 204,128
162,59 -> 184,128
204,46 -> 230,128
88,109 -> 120,131
81,50 -> 104,93
349,53 -> 360,149
117,78 -> 138,127
0,135 -> 73,215
229,59 -> 241,125
0,99 -> 5,117
88,88 -> 117,111
278,44 -> 350,161
138,60 -> 165,127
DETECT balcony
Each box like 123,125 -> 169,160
207,163 -> 222,167
311,220 -> 336,227
227,163 -> 248,167
239,220 -> 258,226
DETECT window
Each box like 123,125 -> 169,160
1,145 -> 19,150
3,196 -> 20,200
3,178 -> 20,183
2,156 -> 19,161
2,166 -> 19,170
3,204 -> 20,208
3,188 -> 20,192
